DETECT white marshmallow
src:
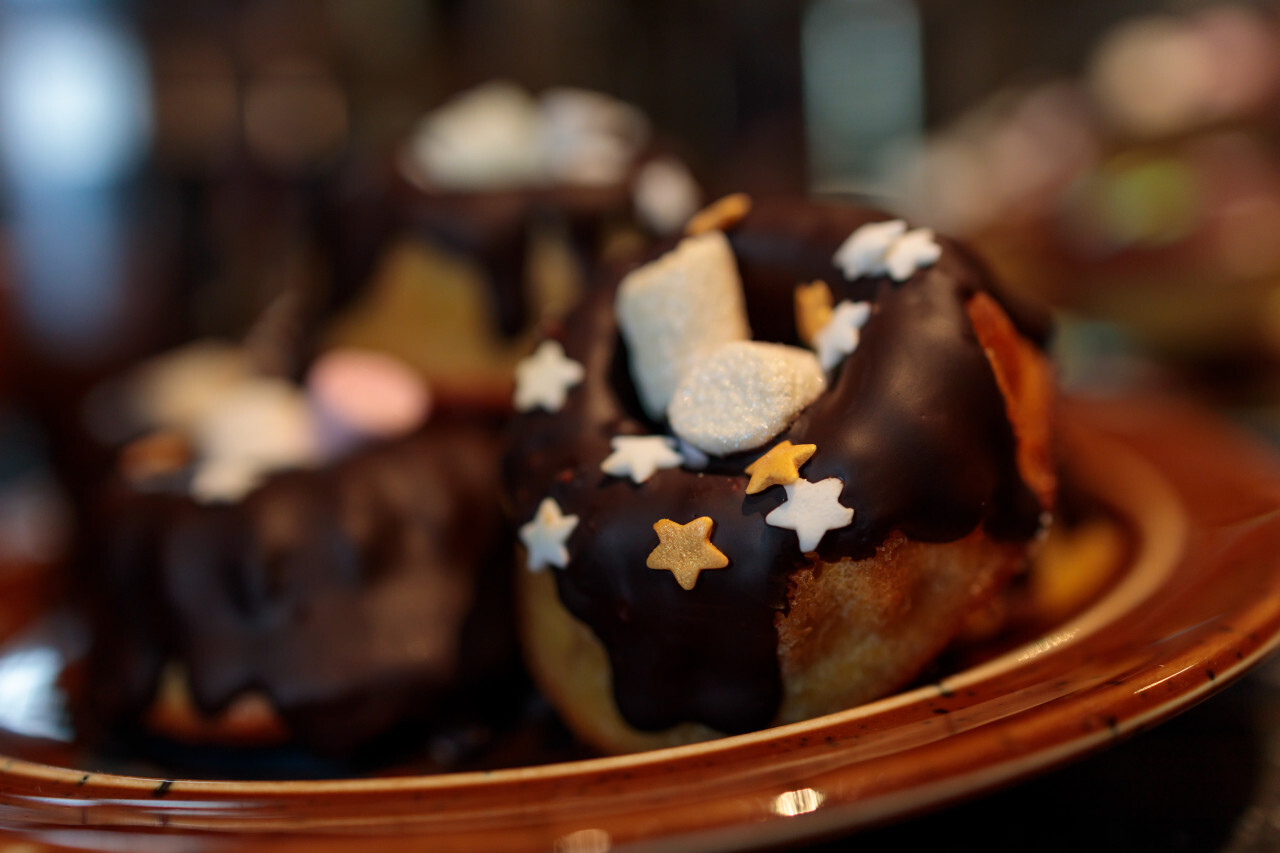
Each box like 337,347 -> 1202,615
668,341 -> 825,456
401,81 -> 547,190
306,348 -> 431,461
128,340 -> 252,434
541,87 -> 650,186
190,457 -> 270,505
193,377 -> 318,473
615,231 -> 750,419
633,157 -> 702,234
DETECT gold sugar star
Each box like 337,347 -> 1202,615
647,516 -> 729,591
795,280 -> 834,346
744,440 -> 817,495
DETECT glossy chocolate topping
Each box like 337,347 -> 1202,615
86,421 -> 517,751
505,198 -> 1046,734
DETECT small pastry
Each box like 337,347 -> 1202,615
506,197 -> 1056,753
82,337 -> 517,754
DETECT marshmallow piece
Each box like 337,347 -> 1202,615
541,87 -> 650,186
401,81 -> 547,190
668,341 -> 825,456
307,348 -> 431,460
190,457 -> 270,504
129,341 -> 252,434
633,157 -> 702,234
615,231 -> 751,419
193,377 -> 318,472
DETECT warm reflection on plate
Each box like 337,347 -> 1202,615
1,395 -> 1279,853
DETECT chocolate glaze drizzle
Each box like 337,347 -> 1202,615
505,199 -> 1047,734
87,422 -> 518,752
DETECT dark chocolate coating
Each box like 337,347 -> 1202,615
86,421 -> 517,752
505,198 -> 1046,734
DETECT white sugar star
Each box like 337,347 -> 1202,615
833,219 -> 906,279
812,300 -> 872,370
765,477 -> 854,552
884,227 -> 942,281
519,497 -> 579,571
513,340 -> 585,413
600,435 -> 683,483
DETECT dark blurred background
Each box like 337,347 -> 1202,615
0,0 -> 1247,365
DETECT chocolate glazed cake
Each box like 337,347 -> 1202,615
85,422 -> 518,755
506,198 -> 1056,752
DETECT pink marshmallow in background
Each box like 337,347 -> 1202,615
306,348 -> 432,461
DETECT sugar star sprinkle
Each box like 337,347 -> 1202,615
765,477 -> 854,552
883,227 -> 942,281
646,516 -> 729,590
519,497 -> 579,571
833,219 -> 906,279
832,219 -> 942,282
600,435 -> 683,483
812,300 -> 872,370
794,280 -> 835,346
513,340 -> 585,413
744,440 -> 817,495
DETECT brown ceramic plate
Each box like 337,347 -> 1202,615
2,395 -> 1280,852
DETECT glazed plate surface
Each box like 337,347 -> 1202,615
2,395 -> 1280,852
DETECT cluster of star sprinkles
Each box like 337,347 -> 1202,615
746,440 -> 853,551
514,202 -> 939,586
832,218 -> 941,282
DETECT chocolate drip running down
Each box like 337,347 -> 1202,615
505,199 -> 1046,734
87,422 -> 518,752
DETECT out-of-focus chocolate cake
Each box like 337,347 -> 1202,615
77,292 -> 522,756
319,82 -> 703,409
85,420 -> 517,754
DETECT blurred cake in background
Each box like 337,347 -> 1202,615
320,81 -> 702,410
889,4 -> 1280,398
77,296 -> 521,758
